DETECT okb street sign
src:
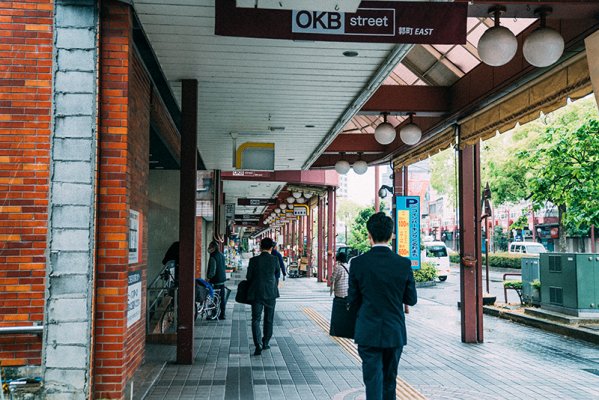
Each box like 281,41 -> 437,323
216,1 -> 467,45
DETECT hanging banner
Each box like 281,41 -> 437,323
395,196 -> 420,270
237,198 -> 277,206
216,0 -> 467,44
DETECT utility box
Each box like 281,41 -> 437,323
539,253 -> 599,317
521,257 -> 540,305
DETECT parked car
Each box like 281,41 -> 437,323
421,241 -> 451,281
336,246 -> 361,261
508,242 -> 547,255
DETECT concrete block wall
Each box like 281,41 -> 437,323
43,1 -> 98,398
0,0 -> 53,367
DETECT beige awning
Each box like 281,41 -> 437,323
393,126 -> 455,168
459,53 -> 592,146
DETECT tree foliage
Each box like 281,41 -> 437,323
524,119 -> 599,230
430,147 -> 457,208
347,207 -> 376,253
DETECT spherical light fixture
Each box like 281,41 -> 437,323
280,203 -> 287,210
334,159 -> 351,175
477,7 -> 517,67
296,196 -> 306,204
304,192 -> 313,199
286,196 -> 295,204
292,191 -> 302,198
399,114 -> 422,146
275,208 -> 281,214
353,160 -> 368,175
374,112 -> 396,145
523,8 -> 564,68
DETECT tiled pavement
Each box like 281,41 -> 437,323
142,273 -> 599,400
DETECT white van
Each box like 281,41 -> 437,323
508,242 -> 547,255
421,241 -> 451,281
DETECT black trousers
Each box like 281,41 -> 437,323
357,345 -> 403,400
251,299 -> 276,348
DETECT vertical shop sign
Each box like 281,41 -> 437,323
127,271 -> 142,327
396,196 -> 420,270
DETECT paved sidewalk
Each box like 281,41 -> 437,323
141,276 -> 599,400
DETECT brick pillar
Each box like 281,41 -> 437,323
43,2 -> 99,398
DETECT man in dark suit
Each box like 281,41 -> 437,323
348,212 -> 418,400
246,237 -> 280,356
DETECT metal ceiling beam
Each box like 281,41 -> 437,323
360,85 -> 450,114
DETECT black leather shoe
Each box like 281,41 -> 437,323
253,347 -> 262,356
262,343 -> 270,350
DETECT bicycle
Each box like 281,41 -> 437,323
195,280 -> 220,321
159,263 -> 177,333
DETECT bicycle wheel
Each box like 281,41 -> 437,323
161,307 -> 175,333
205,296 -> 220,320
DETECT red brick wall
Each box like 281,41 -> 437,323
0,0 -> 53,367
94,1 -> 133,397
95,2 -> 152,397
124,51 -> 150,384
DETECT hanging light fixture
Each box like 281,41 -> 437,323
335,153 -> 351,175
352,152 -> 368,175
477,6 -> 517,67
280,203 -> 287,210
275,208 -> 281,214
304,192 -> 313,199
399,113 -> 422,145
374,112 -> 396,145
296,196 -> 306,203
286,196 -> 295,204
292,191 -> 302,198
523,7 -> 564,68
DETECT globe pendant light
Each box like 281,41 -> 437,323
335,153 -> 351,175
523,8 -> 564,68
477,6 -> 517,67
374,112 -> 396,145
399,113 -> 422,146
352,153 -> 368,175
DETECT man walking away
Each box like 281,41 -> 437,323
246,237 -> 280,356
207,241 -> 227,320
347,212 -> 418,400
271,242 -> 285,282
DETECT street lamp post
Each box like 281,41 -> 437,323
482,183 -> 492,294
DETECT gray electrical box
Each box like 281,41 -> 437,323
539,253 -> 599,317
521,257 -> 540,305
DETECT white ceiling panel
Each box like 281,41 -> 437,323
135,0 -> 409,201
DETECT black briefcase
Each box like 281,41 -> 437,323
235,280 -> 251,304
329,297 -> 357,339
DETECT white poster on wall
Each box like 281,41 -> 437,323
129,209 -> 141,264
127,271 -> 142,328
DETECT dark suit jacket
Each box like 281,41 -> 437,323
347,246 -> 417,348
246,252 -> 280,302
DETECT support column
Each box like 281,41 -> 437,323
317,197 -> 325,282
44,2 -> 98,398
326,187 -> 336,282
375,165 -> 380,212
306,210 -> 313,275
458,136 -> 484,343
177,79 -> 198,364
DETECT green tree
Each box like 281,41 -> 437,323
430,147 -> 457,208
336,199 -> 362,244
522,119 -> 599,251
347,204 -> 389,253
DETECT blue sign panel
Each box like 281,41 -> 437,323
395,196 -> 421,270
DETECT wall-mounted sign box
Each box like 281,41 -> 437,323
217,0 -> 467,44
395,196 -> 420,270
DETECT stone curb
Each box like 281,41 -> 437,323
483,306 -> 599,345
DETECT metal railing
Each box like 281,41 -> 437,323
503,272 -> 523,304
146,262 -> 177,334
0,325 -> 43,335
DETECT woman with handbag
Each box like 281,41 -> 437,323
329,252 -> 356,338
